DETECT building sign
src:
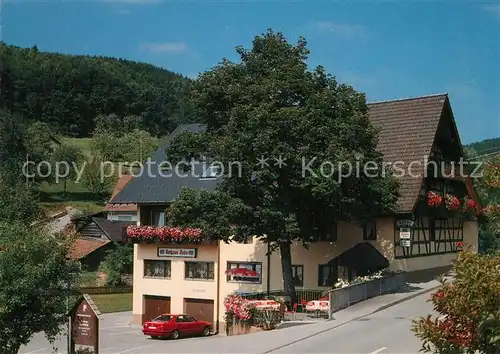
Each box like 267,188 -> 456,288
70,294 -> 101,354
396,219 -> 415,228
157,247 -> 197,258
400,239 -> 411,248
399,227 -> 411,240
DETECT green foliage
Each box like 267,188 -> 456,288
412,250 -> 500,353
0,109 -> 27,184
99,245 -> 134,286
255,309 -> 282,330
0,43 -> 195,137
25,120 -> 55,163
167,29 -> 399,300
0,222 -> 80,354
79,157 -> 113,199
466,138 -> 500,156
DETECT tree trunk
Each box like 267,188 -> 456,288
279,241 -> 297,303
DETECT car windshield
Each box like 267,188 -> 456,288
152,315 -> 172,322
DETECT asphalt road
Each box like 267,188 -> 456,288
19,291 -> 435,354
268,292 -> 434,354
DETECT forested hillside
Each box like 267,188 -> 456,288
466,137 -> 500,156
0,43 -> 195,137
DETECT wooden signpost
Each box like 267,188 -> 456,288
69,294 -> 101,354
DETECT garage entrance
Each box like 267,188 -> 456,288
183,298 -> 214,324
143,295 -> 171,324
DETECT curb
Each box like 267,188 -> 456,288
370,284 -> 442,315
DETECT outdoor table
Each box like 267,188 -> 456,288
305,300 -> 329,317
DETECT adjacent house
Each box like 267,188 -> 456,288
105,174 -> 138,222
110,94 -> 480,331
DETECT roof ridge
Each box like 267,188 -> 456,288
367,93 -> 448,105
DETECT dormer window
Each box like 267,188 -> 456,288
200,164 -> 221,179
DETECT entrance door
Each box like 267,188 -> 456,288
183,298 -> 214,324
143,295 -> 171,324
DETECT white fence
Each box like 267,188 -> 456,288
328,271 -> 407,319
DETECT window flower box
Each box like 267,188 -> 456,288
125,225 -> 203,244
427,191 -> 443,207
444,193 -> 461,211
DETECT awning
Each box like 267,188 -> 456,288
328,242 -> 389,273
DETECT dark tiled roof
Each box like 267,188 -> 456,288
110,123 -> 219,204
112,97 -> 452,213
92,217 -> 136,243
367,93 -> 448,212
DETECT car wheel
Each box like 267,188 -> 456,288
171,330 -> 180,340
203,326 -> 210,336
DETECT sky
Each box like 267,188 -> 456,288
3,0 -> 500,144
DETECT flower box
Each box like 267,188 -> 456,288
125,225 -> 204,244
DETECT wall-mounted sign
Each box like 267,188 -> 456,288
396,219 -> 415,228
399,227 -> 411,240
70,294 -> 101,354
157,247 -> 197,258
400,239 -> 411,248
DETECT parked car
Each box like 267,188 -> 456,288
142,314 -> 212,339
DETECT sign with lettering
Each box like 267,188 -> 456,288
396,219 -> 415,228
399,227 -> 411,240
157,247 -> 197,258
70,294 -> 101,354
400,239 -> 411,248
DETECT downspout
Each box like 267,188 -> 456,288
267,241 -> 271,296
215,240 -> 221,334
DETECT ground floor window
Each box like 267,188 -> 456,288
144,260 -> 171,278
292,265 -> 304,287
185,261 -> 215,280
226,262 -> 262,283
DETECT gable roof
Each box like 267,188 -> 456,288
112,94 -> 468,214
367,93 -> 448,212
105,174 -> 137,212
79,217 -> 135,243
68,238 -> 111,260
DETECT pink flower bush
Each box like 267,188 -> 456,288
224,294 -> 255,322
126,225 -> 203,243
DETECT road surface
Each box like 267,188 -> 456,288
19,290 -> 435,354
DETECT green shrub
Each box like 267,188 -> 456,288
412,248 -> 500,353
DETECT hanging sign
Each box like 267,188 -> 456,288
399,227 -> 411,240
400,239 -> 411,248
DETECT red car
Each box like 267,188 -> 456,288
142,314 -> 212,340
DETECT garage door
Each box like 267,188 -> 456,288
184,298 -> 214,324
143,295 -> 171,324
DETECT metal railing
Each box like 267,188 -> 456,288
328,271 -> 407,319
238,289 -> 324,302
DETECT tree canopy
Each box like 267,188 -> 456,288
166,30 -> 399,299
0,42 -> 195,137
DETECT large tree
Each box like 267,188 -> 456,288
166,30 -> 399,299
0,222 -> 79,354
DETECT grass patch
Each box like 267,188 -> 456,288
90,293 -> 133,313
61,137 -> 94,157
78,272 -> 99,287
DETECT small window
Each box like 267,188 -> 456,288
176,315 -> 185,322
144,260 -> 171,278
184,315 -> 196,322
363,220 -> 377,240
292,265 -> 304,287
117,215 -> 133,221
153,315 -> 172,322
226,262 -> 262,284
318,264 -> 337,287
185,262 -> 215,280
151,209 -> 166,227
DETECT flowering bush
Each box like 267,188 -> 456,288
412,249 -> 500,353
126,225 -> 203,243
223,294 -> 256,323
464,197 -> 477,210
444,194 -> 461,211
428,191 -> 443,207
